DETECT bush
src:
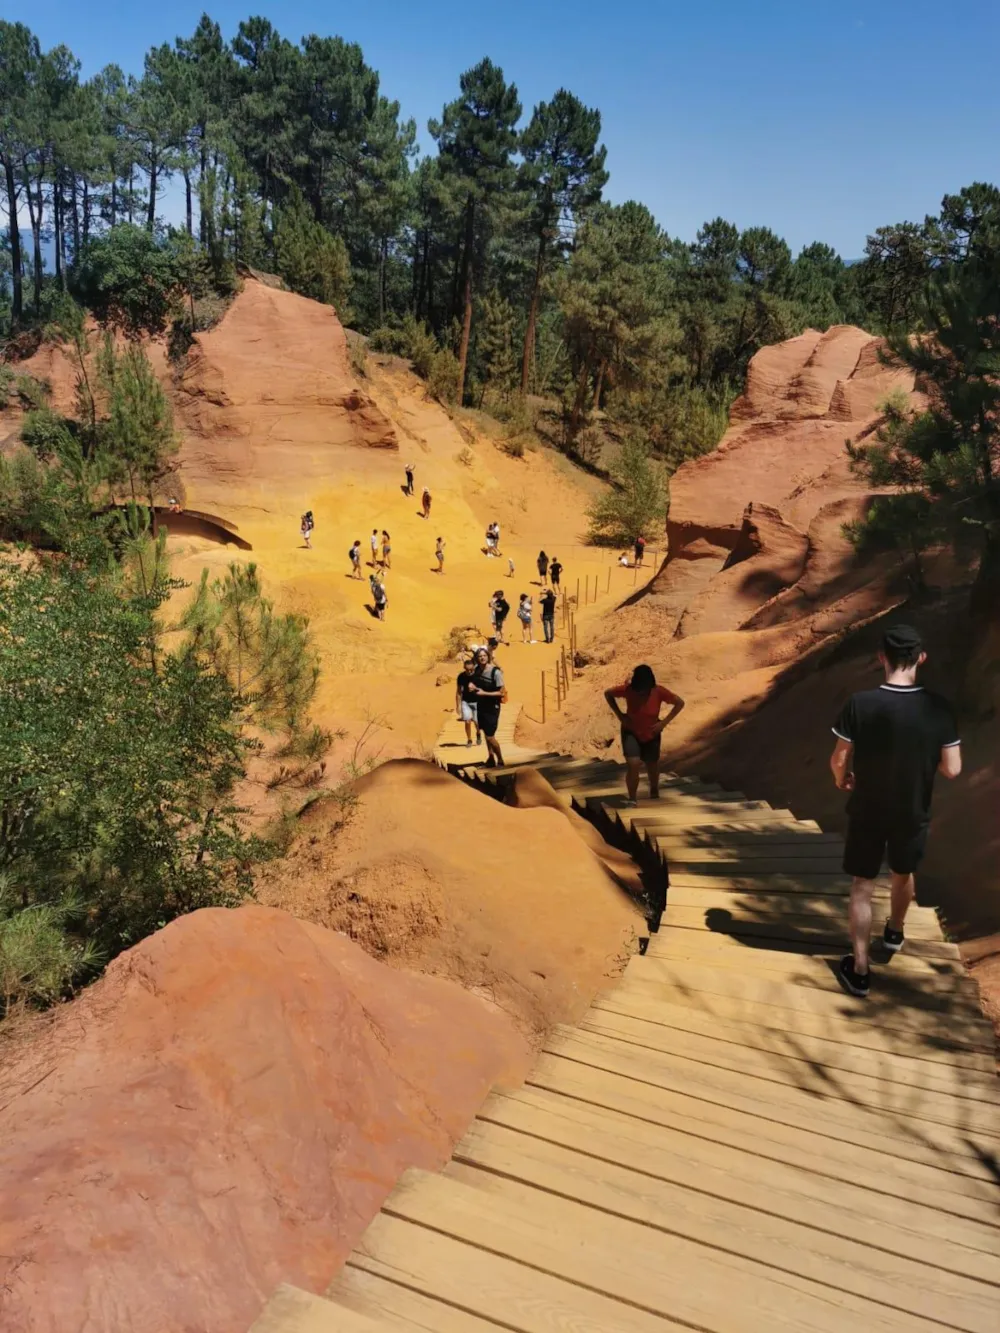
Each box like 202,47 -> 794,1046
20,408 -> 74,459
427,348 -> 460,405
0,884 -> 101,1014
274,188 -> 352,316
587,434 -> 668,545
74,224 -> 179,338
13,373 -> 50,411
0,366 -> 13,407
367,315 -> 439,379
347,334 -> 368,378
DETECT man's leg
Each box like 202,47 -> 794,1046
646,761 -> 660,800
889,871 -> 915,932
625,759 -> 641,801
849,878 -> 876,974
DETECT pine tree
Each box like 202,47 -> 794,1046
431,58 -> 521,402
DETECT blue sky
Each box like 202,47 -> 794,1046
12,0 -> 1000,256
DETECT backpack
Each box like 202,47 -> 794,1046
349,546 -> 357,561
489,665 -> 508,705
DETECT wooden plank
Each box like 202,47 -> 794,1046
667,871 -> 857,895
657,844 -> 846,864
631,946 -> 980,1004
544,1027 -> 1000,1170
476,1085 -> 1000,1260
650,918 -> 960,964
350,1210 -> 687,1333
640,930 -> 966,983
590,986 -> 1000,1099
247,1284 -> 396,1333
614,966 -> 996,1056
577,1007 -> 1000,1133
604,806 -> 799,827
662,883 -> 937,921
377,1167 -> 950,1333
527,1052 -> 1000,1218
327,1267 -> 502,1332
651,828 -> 845,847
449,1122 -> 1000,1332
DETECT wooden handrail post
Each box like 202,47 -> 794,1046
555,665 -> 562,710
607,566 -> 611,593
575,576 -> 580,610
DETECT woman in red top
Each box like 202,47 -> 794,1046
605,664 -> 685,805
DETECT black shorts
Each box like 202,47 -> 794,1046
477,704 -> 501,738
843,813 -> 929,879
621,728 -> 660,764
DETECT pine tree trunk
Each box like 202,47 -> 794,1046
22,165 -> 42,313
127,166 -> 134,224
593,357 -> 607,410
520,233 -> 547,396
147,155 -> 157,231
71,176 -> 81,261
110,178 -> 117,228
54,184 -> 63,287
199,137 -> 208,242
456,198 -> 476,404
184,169 -> 193,236
568,352 -> 593,438
378,236 -> 387,324
3,159 -> 23,322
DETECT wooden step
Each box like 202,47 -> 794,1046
526,1051 -> 1000,1217
366,1166 -> 956,1333
448,1115 -> 1000,1331
661,890 -> 941,933
474,1084 -> 1000,1261
544,1026 -> 1000,1167
576,1006 -> 999,1133
648,918 -> 960,964
327,1265 -> 501,1330
248,1284 -> 401,1332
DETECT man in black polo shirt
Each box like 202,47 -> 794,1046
829,624 -> 962,997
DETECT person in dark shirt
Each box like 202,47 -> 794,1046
540,588 -> 557,642
829,624 -> 961,997
468,647 -> 505,768
549,557 -> 562,591
455,657 -> 481,747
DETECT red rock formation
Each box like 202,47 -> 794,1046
0,906 -> 528,1333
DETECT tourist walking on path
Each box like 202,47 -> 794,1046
540,588 -> 557,643
381,530 -> 391,569
605,666 -> 685,806
469,646 -> 505,767
370,529 -> 379,565
829,624 -> 961,999
507,556 -> 515,579
456,657 -> 482,747
349,540 -> 363,578
490,590 -> 510,644
369,573 -> 388,621
517,593 -> 535,644
537,550 -> 549,585
422,487 -> 432,519
300,510 -> 314,549
549,556 -> 562,591
485,524 -> 497,557
405,464 -> 415,495
634,534 -> 646,568
435,536 -> 446,573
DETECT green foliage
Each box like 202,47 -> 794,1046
19,406 -> 74,458
427,347 -> 461,405
0,880 -> 102,1013
73,225 -> 179,337
180,562 -> 320,734
0,556 -> 258,977
274,187 -> 352,314
99,337 -> 177,503
587,435 -> 668,545
12,373 -> 50,410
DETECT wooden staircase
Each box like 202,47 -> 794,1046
250,750 -> 1000,1332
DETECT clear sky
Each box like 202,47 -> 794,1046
11,0 -> 1000,256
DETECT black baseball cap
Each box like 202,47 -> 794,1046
881,623 -> 923,654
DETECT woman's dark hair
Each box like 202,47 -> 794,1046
539,550 -> 547,558
631,664 -> 656,692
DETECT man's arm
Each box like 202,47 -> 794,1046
830,738 -> 855,790
652,688 -> 685,733
938,742 -> 962,779
604,688 -> 627,723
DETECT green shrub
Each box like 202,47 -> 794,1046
0,883 -> 102,1014
367,324 -> 409,356
14,373 -> 50,411
347,335 -> 368,378
0,366 -> 13,407
587,434 -> 668,545
427,348 -> 460,405
20,408 -> 74,459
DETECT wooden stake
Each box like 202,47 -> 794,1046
541,670 -> 546,724
576,577 -> 580,610
606,566 -> 611,593
561,645 -> 568,692
556,665 -> 562,709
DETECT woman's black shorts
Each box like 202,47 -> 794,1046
621,728 -> 660,764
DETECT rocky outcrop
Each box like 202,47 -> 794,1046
0,905 -> 528,1333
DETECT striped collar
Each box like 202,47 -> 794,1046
879,683 -> 924,693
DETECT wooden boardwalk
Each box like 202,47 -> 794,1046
251,747 -> 1000,1333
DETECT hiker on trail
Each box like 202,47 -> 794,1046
349,540 -> 363,578
507,556 -> 515,579
549,557 -> 562,591
381,530 -> 391,569
422,487 -> 432,519
634,535 -> 646,568
618,552 -> 631,567
369,573 -> 388,621
370,529 -> 379,565
168,496 -> 181,514
605,665 -> 685,806
517,593 -> 535,644
537,550 -> 549,585
485,524 -> 496,557
540,588 -> 557,643
300,511 -> 314,549
490,590 -> 510,644
468,646 -> 505,768
435,536 -> 446,573
829,624 -> 962,999
405,464 -> 415,495
456,657 -> 482,747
